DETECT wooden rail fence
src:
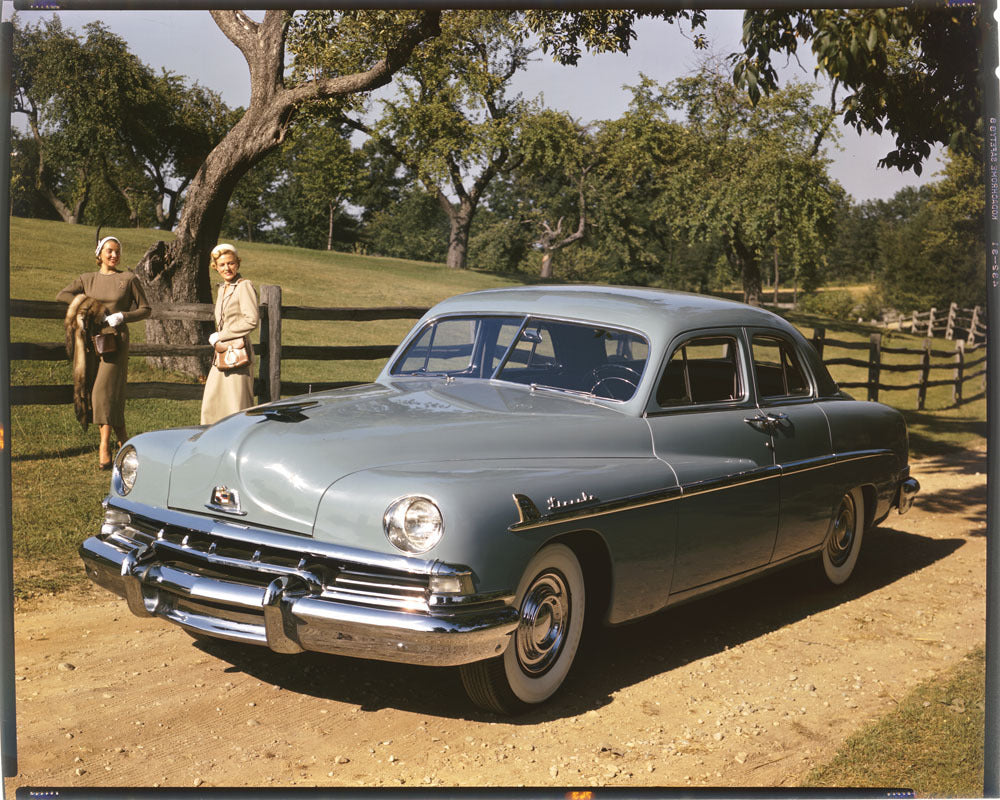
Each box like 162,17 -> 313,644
9,290 -> 987,411
811,326 -> 987,409
10,285 -> 428,407
879,302 -> 986,345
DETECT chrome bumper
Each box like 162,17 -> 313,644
896,476 -> 920,514
79,506 -> 518,668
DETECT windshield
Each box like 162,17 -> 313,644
391,315 -> 649,401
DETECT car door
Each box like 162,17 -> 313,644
645,330 -> 779,593
747,330 -> 835,562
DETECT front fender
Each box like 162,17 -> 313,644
109,427 -> 204,507
313,457 -> 677,605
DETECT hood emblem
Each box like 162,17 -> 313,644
207,486 -> 246,516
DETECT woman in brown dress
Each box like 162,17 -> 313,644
57,236 -> 152,468
200,243 -> 259,425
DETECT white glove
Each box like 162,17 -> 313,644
209,332 -> 221,346
105,312 -> 124,327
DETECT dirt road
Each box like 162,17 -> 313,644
4,447 -> 987,791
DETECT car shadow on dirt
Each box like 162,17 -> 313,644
189,523 -> 966,723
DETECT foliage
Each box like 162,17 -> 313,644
798,289 -> 857,320
220,146 -> 283,244
363,189 -> 450,262
277,120 -> 361,251
733,8 -> 982,173
292,11 -> 534,270
607,65 -> 843,303
10,14 -> 231,229
499,109 -> 597,278
875,150 -> 985,311
518,10 -> 708,65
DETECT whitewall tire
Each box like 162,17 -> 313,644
460,543 -> 585,714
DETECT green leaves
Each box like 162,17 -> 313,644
732,8 -> 981,172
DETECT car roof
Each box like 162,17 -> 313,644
425,285 -> 800,344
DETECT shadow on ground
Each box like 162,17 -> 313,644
192,524 -> 965,723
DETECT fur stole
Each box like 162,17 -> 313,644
64,294 -> 108,431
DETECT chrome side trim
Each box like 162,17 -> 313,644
508,448 -> 897,533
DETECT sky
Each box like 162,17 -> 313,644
2,5 -> 948,203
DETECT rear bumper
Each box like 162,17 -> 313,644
79,504 -> 518,667
896,475 -> 920,514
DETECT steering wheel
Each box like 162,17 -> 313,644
585,364 -> 641,400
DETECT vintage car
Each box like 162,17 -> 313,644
80,285 -> 919,714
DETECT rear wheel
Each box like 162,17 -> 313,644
460,543 -> 585,714
821,487 -> 866,585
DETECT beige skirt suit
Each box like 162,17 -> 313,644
56,270 -> 152,428
200,278 -> 259,425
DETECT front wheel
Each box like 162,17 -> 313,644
821,487 -> 866,585
460,543 -> 585,714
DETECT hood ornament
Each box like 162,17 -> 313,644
207,486 -> 246,516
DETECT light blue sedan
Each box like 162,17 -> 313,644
80,286 -> 918,713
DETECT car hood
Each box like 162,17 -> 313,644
166,379 -> 652,534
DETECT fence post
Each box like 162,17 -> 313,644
258,284 -> 282,404
945,302 -> 957,340
910,310 -> 919,334
952,339 -> 965,407
926,307 -> 936,337
811,325 -> 826,359
917,338 -> 931,410
968,305 -> 980,344
867,332 -> 882,402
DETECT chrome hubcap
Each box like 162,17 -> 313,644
515,569 -> 570,676
827,493 -> 857,567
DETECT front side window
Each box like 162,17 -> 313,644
656,335 -> 743,407
496,320 -> 649,401
751,335 -> 811,399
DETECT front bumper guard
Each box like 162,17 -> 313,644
81,535 -> 518,667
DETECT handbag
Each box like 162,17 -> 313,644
214,337 -> 250,370
92,332 -> 118,355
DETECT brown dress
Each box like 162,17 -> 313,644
56,270 -> 151,428
200,278 -> 259,425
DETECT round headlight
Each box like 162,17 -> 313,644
116,445 -> 139,495
383,496 -> 444,554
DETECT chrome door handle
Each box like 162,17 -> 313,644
744,414 -> 772,433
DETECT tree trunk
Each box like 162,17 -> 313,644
728,233 -> 762,307
327,201 -> 334,251
441,193 -> 475,270
773,246 -> 779,305
540,252 -> 553,279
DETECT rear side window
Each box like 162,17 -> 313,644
751,335 -> 811,399
656,336 -> 743,406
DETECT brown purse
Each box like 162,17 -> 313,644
214,337 -> 249,370
93,332 -> 118,355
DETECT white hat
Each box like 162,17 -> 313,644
95,236 -> 121,257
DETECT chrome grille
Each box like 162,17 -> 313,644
108,510 -> 432,609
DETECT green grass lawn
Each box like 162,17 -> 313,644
6,216 -> 988,792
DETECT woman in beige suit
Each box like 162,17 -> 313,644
200,243 -> 259,425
